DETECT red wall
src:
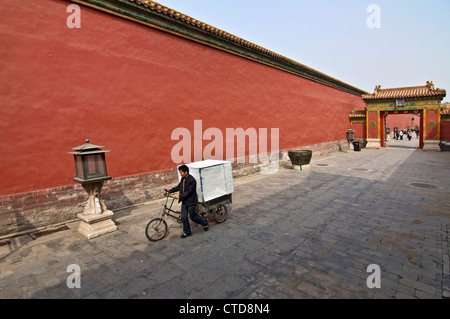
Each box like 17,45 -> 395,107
0,0 -> 366,196
441,120 -> 450,140
350,122 -> 366,141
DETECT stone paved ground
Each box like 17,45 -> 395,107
1,143 -> 449,299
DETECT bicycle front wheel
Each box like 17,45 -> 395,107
145,218 -> 168,242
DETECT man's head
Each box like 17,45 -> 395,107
178,165 -> 189,178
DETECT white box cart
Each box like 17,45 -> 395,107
181,160 -> 233,223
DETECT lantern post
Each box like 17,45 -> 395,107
68,139 -> 117,239
346,129 -> 355,153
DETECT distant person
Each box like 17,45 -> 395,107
415,128 -> 419,139
164,165 -> 209,239
407,130 -> 412,141
399,130 -> 404,140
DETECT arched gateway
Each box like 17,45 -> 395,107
360,82 -> 447,151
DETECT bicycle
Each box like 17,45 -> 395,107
145,191 -> 230,242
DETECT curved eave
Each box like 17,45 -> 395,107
363,90 -> 447,103
363,95 -> 447,104
72,0 -> 367,96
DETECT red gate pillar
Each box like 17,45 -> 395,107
380,111 -> 387,147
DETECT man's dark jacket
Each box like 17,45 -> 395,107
169,174 -> 198,207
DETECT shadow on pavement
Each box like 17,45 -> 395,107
15,148 -> 448,299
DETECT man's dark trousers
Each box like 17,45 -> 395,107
181,204 -> 208,235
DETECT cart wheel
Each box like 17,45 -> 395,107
145,218 -> 168,242
214,204 -> 227,223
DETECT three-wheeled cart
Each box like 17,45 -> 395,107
145,160 -> 233,241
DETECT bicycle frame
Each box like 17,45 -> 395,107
160,193 -> 181,221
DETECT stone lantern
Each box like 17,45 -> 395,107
68,139 -> 117,239
346,129 -> 355,153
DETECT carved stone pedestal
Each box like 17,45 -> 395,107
77,182 -> 117,239
347,141 -> 354,153
77,210 -> 117,239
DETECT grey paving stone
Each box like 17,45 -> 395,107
1,147 -> 449,299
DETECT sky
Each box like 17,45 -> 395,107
157,0 -> 449,102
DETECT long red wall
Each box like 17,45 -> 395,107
0,0 -> 366,196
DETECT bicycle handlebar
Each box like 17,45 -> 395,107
164,191 -> 177,199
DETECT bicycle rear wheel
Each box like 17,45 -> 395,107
214,204 -> 227,223
145,218 -> 168,242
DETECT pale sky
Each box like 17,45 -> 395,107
158,0 -> 450,102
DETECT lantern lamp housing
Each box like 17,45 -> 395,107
68,139 -> 112,184
346,129 -> 355,142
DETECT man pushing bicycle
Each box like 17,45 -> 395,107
164,165 -> 209,238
